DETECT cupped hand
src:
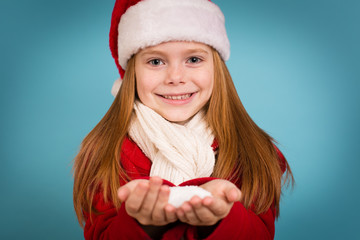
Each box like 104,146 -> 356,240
175,179 -> 242,226
117,177 -> 178,226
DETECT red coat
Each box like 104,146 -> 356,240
84,137 -> 286,239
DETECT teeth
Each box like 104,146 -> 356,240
163,94 -> 191,100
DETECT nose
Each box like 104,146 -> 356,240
166,63 -> 185,85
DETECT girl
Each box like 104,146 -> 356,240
73,0 -> 293,239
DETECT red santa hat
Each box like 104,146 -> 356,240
109,0 -> 230,96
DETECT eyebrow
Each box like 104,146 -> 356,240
139,48 -> 210,57
185,48 -> 210,55
139,50 -> 164,57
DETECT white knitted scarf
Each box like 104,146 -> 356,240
128,101 -> 215,185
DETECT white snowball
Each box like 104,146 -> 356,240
168,186 -> 212,208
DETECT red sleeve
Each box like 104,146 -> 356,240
83,178 -> 276,240
83,137 -> 154,239
84,193 -> 152,240
83,139 -> 285,239
187,203 -> 275,240
182,144 -> 287,240
83,181 -> 190,240
172,177 -> 276,240
83,137 -> 189,239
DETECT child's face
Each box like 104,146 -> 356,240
135,41 -> 214,124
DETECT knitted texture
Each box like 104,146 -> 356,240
128,101 -> 215,185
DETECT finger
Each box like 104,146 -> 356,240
176,208 -> 188,223
151,185 -> 170,223
117,180 -> 140,202
156,185 -> 170,206
203,196 -> 231,217
189,196 -> 203,208
194,206 -> 217,225
126,181 -> 149,214
140,177 -> 163,215
164,204 -> 178,223
181,202 -> 200,224
190,196 -> 217,225
202,196 -> 213,206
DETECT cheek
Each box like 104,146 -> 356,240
199,72 -> 214,95
197,63 -> 214,89
136,76 -> 157,103
204,77 -> 214,103
136,80 -> 148,100
135,64 -> 151,98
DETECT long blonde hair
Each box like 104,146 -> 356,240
73,49 -> 293,226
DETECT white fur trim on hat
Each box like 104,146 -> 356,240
117,0 -> 230,70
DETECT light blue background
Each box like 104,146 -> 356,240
1,0 -> 359,239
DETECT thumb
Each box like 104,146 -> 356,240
117,179 -> 143,202
117,186 -> 130,202
225,188 -> 242,203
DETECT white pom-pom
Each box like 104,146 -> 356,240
168,186 -> 212,208
111,78 -> 122,97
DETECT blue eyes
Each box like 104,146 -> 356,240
148,57 -> 202,66
187,57 -> 201,63
149,59 -> 164,66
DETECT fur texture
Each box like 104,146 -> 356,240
117,0 -> 230,69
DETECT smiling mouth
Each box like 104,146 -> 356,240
161,93 -> 193,100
